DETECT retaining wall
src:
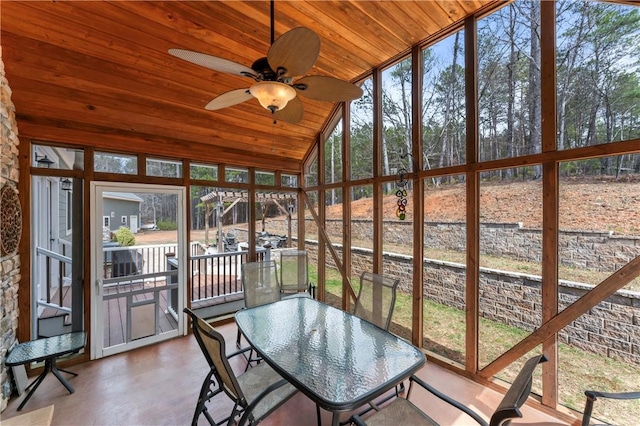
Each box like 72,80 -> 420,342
304,242 -> 640,365
266,218 -> 640,273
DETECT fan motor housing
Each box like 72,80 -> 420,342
251,57 -> 281,81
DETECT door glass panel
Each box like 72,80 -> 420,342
32,175 -> 82,338
97,187 -> 182,355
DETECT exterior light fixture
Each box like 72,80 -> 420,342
35,153 -> 55,168
61,178 -> 72,191
249,81 -> 296,113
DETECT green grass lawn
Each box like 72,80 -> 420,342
315,265 -> 640,425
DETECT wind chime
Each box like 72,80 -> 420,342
395,168 -> 409,220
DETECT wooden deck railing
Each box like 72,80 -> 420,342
189,247 -> 270,303
37,242 -> 273,317
35,247 -> 72,313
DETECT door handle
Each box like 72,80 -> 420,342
96,279 -> 102,296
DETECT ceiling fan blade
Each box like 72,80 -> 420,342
294,76 -> 363,102
169,49 -> 257,78
273,96 -> 304,124
268,27 -> 320,78
205,88 -> 253,110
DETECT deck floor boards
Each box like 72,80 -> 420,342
41,277 -> 239,348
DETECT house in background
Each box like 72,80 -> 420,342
102,192 -> 143,236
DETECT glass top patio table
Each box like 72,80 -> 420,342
6,331 -> 86,411
235,297 -> 425,425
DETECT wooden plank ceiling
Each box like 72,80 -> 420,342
1,1 -> 498,173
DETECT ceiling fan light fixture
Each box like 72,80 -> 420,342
250,81 -> 296,112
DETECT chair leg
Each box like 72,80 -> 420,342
236,329 -> 243,349
316,403 -> 322,426
193,369 -> 216,426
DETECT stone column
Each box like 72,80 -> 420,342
0,46 -> 21,412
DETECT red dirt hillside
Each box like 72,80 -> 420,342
332,176 -> 640,236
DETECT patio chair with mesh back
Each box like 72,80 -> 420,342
353,271 -> 400,332
581,389 -> 640,425
236,260 -> 282,364
351,354 -> 547,426
279,249 -> 314,299
346,271 -> 402,419
184,307 -> 297,426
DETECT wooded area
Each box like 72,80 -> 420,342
324,1 -> 640,194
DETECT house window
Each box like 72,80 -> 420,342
103,216 -> 110,228
121,216 -> 127,225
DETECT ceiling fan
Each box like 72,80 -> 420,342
168,0 -> 362,124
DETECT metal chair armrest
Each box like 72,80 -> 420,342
227,346 -> 254,359
409,375 -> 489,426
585,390 -> 640,401
582,390 -> 640,426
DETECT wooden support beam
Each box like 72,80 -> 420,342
372,67 -> 383,274
411,44 -> 425,347
464,16 -> 480,374
342,105 -> 353,307
223,198 -> 243,216
540,0 -> 559,409
481,255 -> 640,378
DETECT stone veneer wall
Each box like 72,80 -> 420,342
303,242 -> 640,365
0,48 -> 21,412
264,218 -> 640,273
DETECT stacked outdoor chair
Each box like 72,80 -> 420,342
351,354 -> 547,426
184,307 -> 296,426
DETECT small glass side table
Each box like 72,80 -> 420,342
6,331 -> 86,411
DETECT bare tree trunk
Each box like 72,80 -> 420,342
528,1 -> 542,178
436,32 -> 461,186
506,4 -> 517,180
382,133 -> 391,193
557,5 -> 587,151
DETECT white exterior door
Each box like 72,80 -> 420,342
90,182 -> 186,359
129,215 -> 138,233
